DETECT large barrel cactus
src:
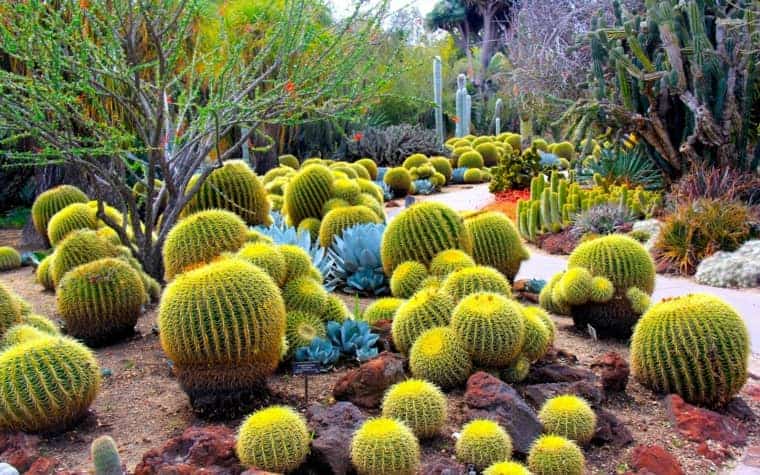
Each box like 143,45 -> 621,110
236,405 -> 310,472
31,185 -> 88,242
163,209 -> 248,280
319,205 -> 380,248
158,258 -> 285,404
409,327 -> 472,389
381,202 -> 472,276
465,212 -> 529,281
391,287 -> 454,355
441,265 -> 512,302
183,160 -> 271,226
0,335 -> 100,432
56,258 -> 146,346
237,242 -> 287,286
283,164 -> 335,226
381,379 -> 448,438
50,230 -> 120,286
47,203 -> 98,245
350,417 -> 420,475
630,294 -> 749,407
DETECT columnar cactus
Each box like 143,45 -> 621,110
381,202 -> 472,276
382,379 -> 448,438
433,56 -> 444,145
0,247 -> 21,271
0,335 -> 100,432
183,160 -> 271,226
527,435 -> 584,475
158,258 -> 285,397
91,436 -> 123,475
451,292 -> 525,367
630,294 -> 749,407
455,419 -> 513,470
31,185 -> 88,242
362,297 -> 405,324
350,417 -> 420,475
455,74 -> 469,137
538,395 -> 597,444
409,326 -> 473,389
391,287 -> 454,355
47,203 -> 98,245
390,261 -> 429,299
236,406 -> 310,472
441,265 -> 512,302
50,230 -> 120,286
465,212 -> 529,281
57,258 -> 146,345
162,209 -> 248,280
284,164 -> 335,226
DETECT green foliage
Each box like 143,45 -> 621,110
91,435 -> 123,475
455,419 -> 513,470
319,205 -> 380,248
47,203 -> 98,246
0,247 -> 21,271
0,207 -> 30,230
381,202 -> 472,276
237,242 -> 287,286
0,335 -> 100,432
527,435 -> 584,475
391,287 -> 454,355
350,417 -> 420,475
590,148 -> 664,190
458,150 -> 484,169
50,230 -> 120,286
278,154 -> 300,169
465,211 -> 528,281
429,249 -> 475,277
31,185 -> 88,241
390,261 -> 429,298
409,326 -> 472,389
236,405 -> 310,472
489,146 -> 542,193
362,297 -> 405,324
283,276 -> 328,314
631,294 -> 749,407
441,265 -> 512,302
158,258 -> 285,394
538,395 -> 597,444
284,164 -> 335,226
163,209 -> 248,280
451,292 -> 525,367
383,167 -> 413,197
382,379 -> 447,438
57,258 -> 146,346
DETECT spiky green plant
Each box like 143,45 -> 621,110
464,168 -> 483,183
409,326 -> 472,389
538,396 -> 597,444
524,306 -> 555,346
465,212 -> 529,281
236,405 -> 310,472
0,247 -> 21,271
57,258 -> 146,346
458,150 -> 484,169
390,261 -> 429,299
441,265 -> 512,302
350,163 -> 371,180
429,157 -> 453,182
162,209 -> 248,280
282,276 -> 327,314
362,297 -> 405,324
483,461 -> 532,475
237,242 -> 287,286
381,202 -> 472,275
158,258 -> 285,396
322,294 -> 350,323
455,419 -> 513,470
285,311 -> 326,352
183,160 -> 271,226
630,294 -> 749,407
556,268 -> 594,306
322,197 -> 350,216
501,356 -> 531,383
451,292 -> 525,368
355,159 -> 379,180
568,235 -> 655,293
527,435 -> 584,475
91,436 -> 123,475
332,178 -> 362,204
382,379 -> 447,438
357,178 -> 384,202
36,254 -> 55,290
50,230 -> 120,286
22,313 -> 59,335
476,143 -> 500,167
1,324 -> 48,348
538,273 -> 570,316
278,154 -> 300,169
522,309 -> 551,362
0,335 -> 100,432
297,217 -> 322,240
319,205 -> 380,248
279,244 -> 315,284
357,193 -> 386,221
391,287 -> 454,355
47,203 -> 98,245
284,164 -> 335,226
429,249 -> 475,277
31,185 -> 88,241
350,417 -> 420,475
403,154 -> 429,169
0,283 -> 22,338
383,167 -> 413,197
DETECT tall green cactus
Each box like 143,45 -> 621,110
455,74 -> 471,137
433,56 -> 444,145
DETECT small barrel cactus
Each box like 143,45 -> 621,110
297,217 -> 322,240
284,164 -> 335,226
538,395 -> 597,444
463,168 -> 483,183
403,154 -> 429,169
391,287 -> 454,355
390,261 -> 429,298
50,230 -> 120,286
283,276 -> 328,314
163,209 -> 248,280
319,205 -> 380,248
409,326 -> 472,389
524,306 -> 555,346
47,202 -> 98,245
57,258 -> 146,346
475,143 -> 500,166
285,311 -> 326,353
1,324 -> 49,348
455,419 -> 513,470
350,417 -> 420,475
381,379 -> 448,438
22,313 -> 60,336
0,283 -> 22,338
355,159 -> 378,180
31,185 -> 88,241
429,249 -> 475,277
527,435 -> 585,475
36,254 -> 55,290
0,247 -> 21,271
450,292 -> 525,368
501,356 -> 531,383
458,150 -> 484,169
383,167 -> 413,197
630,294 -> 749,407
429,157 -> 453,182
442,265 -> 512,302
237,242 -> 287,286
362,297 -> 405,324
278,154 -> 300,169
91,435 -> 123,475
0,335 -> 100,432
322,295 -> 351,323
332,178 -> 362,204
483,461 -> 532,475
465,212 -> 528,281
236,406 -> 310,472
521,309 -> 551,362
279,244 -> 315,284
381,202 -> 472,276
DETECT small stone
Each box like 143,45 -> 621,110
306,402 -> 367,475
590,352 -> 629,392
24,457 -> 58,475
520,381 -> 604,409
526,363 -> 597,384
629,444 -> 684,475
333,352 -> 406,408
419,454 -> 466,475
664,394 -> 747,447
0,432 -> 39,473
725,397 -> 756,422
371,319 -> 395,353
592,409 -> 633,448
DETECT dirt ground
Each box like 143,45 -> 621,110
1,227 -> 759,473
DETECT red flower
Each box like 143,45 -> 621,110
452,116 -> 460,124
353,132 -> 363,142
284,81 -> 296,95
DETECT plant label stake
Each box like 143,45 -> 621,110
293,361 -> 321,403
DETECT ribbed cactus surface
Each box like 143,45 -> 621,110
538,395 -> 597,444
382,379 -> 448,438
429,249 -> 475,277
567,234 -> 654,293
236,406 -> 310,472
50,230 -> 119,286
390,261 -> 429,298
31,185 -> 88,241
409,326 -> 472,389
319,205 -> 380,248
350,417 -> 420,475
391,287 -> 454,355
362,298 -> 405,324
455,419 -> 513,470
284,164 -> 335,226
36,254 -> 55,290
465,212 -> 528,281
47,203 -> 98,245
91,435 -> 123,475
0,247 -> 21,271
283,276 -> 327,314
441,265 -> 512,302
285,310 -> 326,352
237,242 -> 287,286
527,435 -> 584,475
483,461 -> 532,475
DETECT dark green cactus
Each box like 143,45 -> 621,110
91,435 -> 123,475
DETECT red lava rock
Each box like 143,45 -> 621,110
696,441 -> 732,464
464,371 -> 542,455
333,352 -> 406,408
526,363 -> 598,384
134,425 -> 245,475
306,402 -> 367,475
664,394 -> 747,447
0,432 -> 40,473
591,352 -> 630,392
629,444 -> 685,475
24,457 -> 58,475
371,319 -> 395,353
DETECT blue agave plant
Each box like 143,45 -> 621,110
376,167 -> 388,182
452,167 -> 468,184
375,181 -> 394,201
327,320 -> 379,362
254,212 -> 336,289
412,179 -> 435,195
538,151 -> 560,167
330,223 -> 388,296
294,337 -> 340,366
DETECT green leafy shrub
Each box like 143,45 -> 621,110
391,287 -> 454,354
236,405 -> 310,472
382,379 -> 447,438
0,247 -> 21,271
527,435 -> 584,475
362,297 -> 405,324
489,147 -> 541,193
390,261 -> 429,298
538,395 -> 596,444
31,185 -> 88,242
350,417 -> 420,475
409,326 -> 472,389
441,265 -> 512,302
630,294 -> 749,407
284,164 -> 335,226
465,212 -> 528,281
455,419 -> 513,470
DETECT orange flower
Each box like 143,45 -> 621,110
284,81 -> 296,95
452,116 -> 460,124
353,132 -> 363,142
79,0 -> 90,9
